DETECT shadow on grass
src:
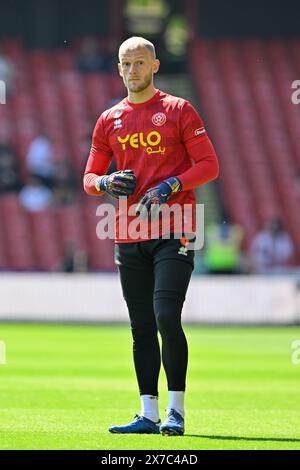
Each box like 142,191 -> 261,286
185,434 -> 300,443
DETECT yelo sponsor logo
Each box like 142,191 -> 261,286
117,131 -> 161,150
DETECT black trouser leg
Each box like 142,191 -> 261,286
116,239 -> 194,396
118,264 -> 161,396
153,259 -> 193,391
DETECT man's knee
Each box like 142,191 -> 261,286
154,296 -> 184,336
130,320 -> 158,346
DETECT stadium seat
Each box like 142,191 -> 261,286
0,194 -> 35,269
191,38 -> 300,260
28,209 -> 62,271
2,36 -> 299,267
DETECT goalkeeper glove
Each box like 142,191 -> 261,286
95,169 -> 136,198
136,176 -> 182,218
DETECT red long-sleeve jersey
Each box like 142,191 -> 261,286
84,89 -> 219,242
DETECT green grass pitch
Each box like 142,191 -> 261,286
0,323 -> 300,450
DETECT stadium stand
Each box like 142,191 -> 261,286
0,38 -> 117,271
191,38 -> 300,262
0,37 -> 299,270
0,193 -> 35,269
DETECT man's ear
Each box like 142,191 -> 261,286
118,63 -> 123,77
153,59 -> 160,74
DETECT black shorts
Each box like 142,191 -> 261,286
115,237 -> 195,271
115,237 -> 194,314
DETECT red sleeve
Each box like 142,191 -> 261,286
83,115 -> 113,196
177,101 -> 219,190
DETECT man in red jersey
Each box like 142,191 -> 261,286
84,36 -> 219,436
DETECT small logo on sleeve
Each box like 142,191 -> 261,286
194,127 -> 206,136
152,113 -> 166,126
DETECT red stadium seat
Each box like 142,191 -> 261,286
0,194 -> 35,269
191,39 -> 300,260
28,209 -> 62,270
56,203 -> 88,253
82,197 -> 116,271
2,37 -> 299,267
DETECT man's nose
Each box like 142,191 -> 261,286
129,63 -> 138,74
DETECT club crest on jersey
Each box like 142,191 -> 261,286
152,112 -> 166,126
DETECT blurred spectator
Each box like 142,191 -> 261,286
124,0 -> 169,36
204,221 -> 243,274
19,176 -> 53,212
0,141 -> 14,157
0,48 -> 14,96
76,38 -> 108,73
103,37 -> 118,73
26,132 -> 56,187
0,144 -> 21,193
163,14 -> 188,73
61,242 -> 89,273
53,160 -> 76,206
250,219 -> 294,273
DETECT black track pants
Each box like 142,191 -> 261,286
115,238 -> 194,396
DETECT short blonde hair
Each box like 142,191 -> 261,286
118,36 -> 156,61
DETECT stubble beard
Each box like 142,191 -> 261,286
126,71 -> 153,93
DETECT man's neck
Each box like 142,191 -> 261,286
127,86 -> 157,104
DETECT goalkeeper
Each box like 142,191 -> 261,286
83,36 -> 219,436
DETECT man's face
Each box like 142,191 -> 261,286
118,47 -> 160,93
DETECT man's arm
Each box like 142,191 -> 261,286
83,151 -> 112,196
176,100 -> 219,189
176,135 -> 219,190
83,115 -> 136,198
83,152 -> 136,198
83,115 -> 113,196
135,102 -> 219,214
